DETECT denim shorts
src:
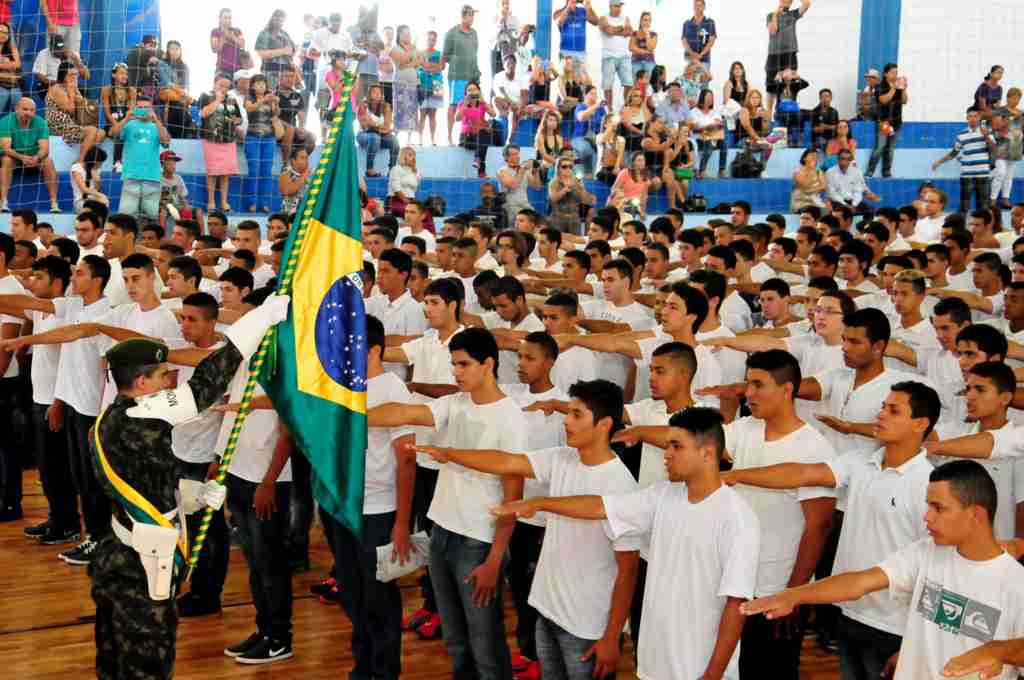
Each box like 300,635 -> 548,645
119,179 -> 161,219
601,55 -> 634,89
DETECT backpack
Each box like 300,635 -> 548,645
730,148 -> 765,179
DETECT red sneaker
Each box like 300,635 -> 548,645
318,584 -> 340,605
511,653 -> 531,672
415,613 -> 443,640
514,660 -> 541,680
402,607 -> 431,632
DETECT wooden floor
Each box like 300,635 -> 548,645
1,471 -> 841,679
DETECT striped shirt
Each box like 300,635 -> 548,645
951,126 -> 993,177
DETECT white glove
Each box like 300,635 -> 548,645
225,293 -> 291,360
199,480 -> 227,511
178,479 -> 205,514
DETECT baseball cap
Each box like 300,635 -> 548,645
610,0 -> 625,5
160,150 -> 182,162
865,68 -> 881,79
461,4 -> 477,15
233,68 -> 253,83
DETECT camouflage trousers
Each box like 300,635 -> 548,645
89,535 -> 178,680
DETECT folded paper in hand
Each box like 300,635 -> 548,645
375,531 -> 431,583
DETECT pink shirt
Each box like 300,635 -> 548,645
46,0 -> 78,26
615,168 -> 649,200
326,70 -> 357,111
458,103 -> 487,136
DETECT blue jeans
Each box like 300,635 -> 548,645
572,137 -> 597,175
535,615 -> 611,680
866,127 -> 898,177
243,133 -> 276,209
0,85 -> 21,115
226,473 -> 293,643
357,130 -> 399,173
837,615 -> 902,680
698,137 -> 727,174
429,525 -> 513,680
328,511 -> 402,680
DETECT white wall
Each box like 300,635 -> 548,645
899,0 -> 1022,121
554,0 -> 861,116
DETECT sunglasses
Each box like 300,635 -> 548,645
559,164 -> 573,169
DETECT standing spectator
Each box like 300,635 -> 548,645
322,52 -> 349,121
933,107 -> 995,213
866,63 -> 907,178
255,9 -> 297,92
275,66 -> 311,163
682,0 -> 717,67
101,63 -> 135,174
553,0 -> 595,75
598,0 -> 633,109
0,98 -> 59,213
549,155 -> 596,233
159,40 -> 196,139
491,0 -> 520,77
443,6 -> 482,147
723,61 -> 749,109
990,110 -> 1017,210
767,67 -> 808,148
418,31 -> 444,146
810,87 -> 838,150
350,6 -> 385,102
856,68 -> 880,121
526,56 -> 560,120
45,62 -> 106,166
765,0 -> 812,113
379,27 -> 396,106
689,89 -> 727,178
243,75 -> 279,214
298,14 -> 322,121
571,85 -> 607,178
357,84 -> 400,178
0,23 -> 21,114
198,75 -> 243,212
790,148 -> 827,212
310,12 -> 353,64
41,0 -> 82,54
975,65 -> 1004,120
388,146 -> 420,216
278,147 -> 310,217
620,86 -> 649,153
108,97 -> 171,221
210,8 -> 246,81
629,11 -> 657,81
822,119 -> 856,170
456,81 -> 499,178
32,34 -> 89,93
391,25 -> 420,146
827,149 -> 876,211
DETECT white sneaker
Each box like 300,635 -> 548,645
50,202 -> 60,213
0,200 -> 8,212
112,162 -> 123,174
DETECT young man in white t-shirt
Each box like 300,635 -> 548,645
470,276 -> 545,386
365,248 -> 428,380
494,406 -> 760,680
395,201 -> 438,253
537,292 -> 599,394
418,379 -> 640,680
744,458 -> 1024,680
370,328 -> 527,678
0,232 -> 26,521
724,381 -> 941,680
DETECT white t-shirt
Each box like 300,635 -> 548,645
96,303 -> 183,411
726,418 -> 836,596
491,71 -> 526,102
784,333 -> 845,437
168,340 -> 226,464
880,539 -> 1024,680
885,317 -> 939,373
626,396 -> 714,494
365,290 -> 427,378
400,326 -> 462,467
27,309 -> 60,404
52,296 -> 112,416
0,274 -> 25,379
600,14 -> 630,58
551,344 -> 600,394
581,299 -> 656,387
395,226 -> 437,253
502,383 -> 568,527
604,483 -> 759,680
77,243 -> 104,260
311,26 -> 354,59
104,258 -> 166,308
482,310 -> 545,386
426,393 -> 529,542
827,449 -> 932,635
634,328 -> 723,409
365,372 -> 416,515
220,366 -> 291,484
527,447 -> 641,639
720,291 -> 752,334
915,347 -> 966,425
912,216 -> 944,243
697,324 -> 746,385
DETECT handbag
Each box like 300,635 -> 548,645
685,194 -> 707,212
730,148 -> 765,179
75,95 -> 99,127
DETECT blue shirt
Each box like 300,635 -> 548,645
559,7 -> 588,54
119,119 -> 163,183
952,127 -> 993,177
681,16 -> 716,62
656,99 -> 691,129
573,103 -> 605,139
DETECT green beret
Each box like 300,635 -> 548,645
105,338 -> 170,369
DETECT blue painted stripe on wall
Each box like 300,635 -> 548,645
535,0 -> 553,61
858,0 -> 902,89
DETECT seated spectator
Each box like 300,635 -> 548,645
810,87 -> 838,151
210,8 -> 247,81
456,81 -> 500,178
557,54 -> 585,121
45,61 -> 106,165
108,96 -> 171,221
609,151 -> 659,218
534,110 -> 564,182
127,34 -> 162,99
826,149 -> 879,212
664,123 -> 696,211
387,146 -> 420,217
254,9 -> 296,91
159,40 -> 197,138
275,66 -> 312,162
357,84 -> 400,178
32,34 -> 89,94
491,54 -> 527,139
101,63 -> 136,173
526,55 -> 559,118
628,11 -> 657,80
321,51 -> 349,138
548,155 -> 595,234
737,89 -> 773,166
680,61 -> 710,108
0,98 -> 60,212
70,157 -> 108,214
595,113 -> 625,186
642,114 -> 671,185
655,81 -> 690,130
159,150 -> 194,224
767,67 -> 809,147
243,74 -> 280,213
571,86 -> 607,179
619,86 -> 649,153
790,147 -> 828,212
0,22 -> 20,114
975,65 -> 1004,121
198,74 -> 244,212
688,89 -> 727,178
856,68 -> 880,121
822,119 -> 856,170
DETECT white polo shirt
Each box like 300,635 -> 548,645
365,372 -> 416,515
481,310 -> 545,386
366,290 -> 427,378
52,296 -> 113,416
0,274 -> 26,379
400,326 -> 463,468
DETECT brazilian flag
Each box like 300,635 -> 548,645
260,99 -> 368,534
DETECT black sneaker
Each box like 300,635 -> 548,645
61,539 -> 98,565
224,632 -> 263,658
234,637 -> 293,665
0,506 -> 23,522
39,526 -> 81,545
24,520 -> 51,538
177,592 -> 222,618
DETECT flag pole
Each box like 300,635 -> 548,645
186,65 -> 360,582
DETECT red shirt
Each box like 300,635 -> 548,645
46,0 -> 79,26
0,2 -> 11,24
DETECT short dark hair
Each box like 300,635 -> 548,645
668,407 -> 726,461
974,252 -> 1003,273
175,219 -> 201,240
379,248 -> 413,280
760,277 -> 791,298
771,236 -> 798,259
651,341 -> 698,378
453,236 -> 478,254
181,291 -> 219,320
141,222 -> 165,239
50,237 -> 80,264
539,227 -> 563,248
168,256 -> 202,287
425,277 -> 464,319
729,239 -> 756,263
370,227 -> 397,243
0,232 -> 14,263
366,314 -> 386,353
670,282 -> 709,332
944,231 -> 973,252
732,200 -> 751,215
602,258 -> 634,281
646,242 -> 670,261
956,324 -> 1008,360
545,291 -> 579,315
863,223 -> 890,244
706,245 -> 737,270
11,208 -> 37,227
844,308 -> 891,345
930,459 -> 998,523
449,327 -> 500,377
81,254 -> 111,289
524,330 -> 559,361
568,379 -> 624,433
231,248 -> 257,271
121,252 -> 155,273
564,250 -> 591,272
219,266 -> 254,293
932,297 -> 972,326
891,381 -> 941,438
32,255 -> 72,292
820,290 -> 857,317
107,213 -> 139,237
585,240 -> 612,258
807,275 -> 839,293
493,275 -> 526,302
746,349 -> 802,399
688,270 -> 726,312
649,217 -> 675,242
969,361 -> 1017,396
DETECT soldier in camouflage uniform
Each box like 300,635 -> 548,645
88,295 -> 290,680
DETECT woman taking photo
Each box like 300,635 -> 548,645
790,147 -> 828,212
198,74 -> 243,212
457,81 -> 499,178
822,119 -> 856,170
101,62 -> 135,173
526,55 -> 559,119
210,8 -> 246,80
243,73 -> 279,213
663,123 -> 696,212
609,151 -> 656,218
689,89 -> 727,178
595,114 -> 625,186
391,25 -> 419,146
548,155 -> 596,234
